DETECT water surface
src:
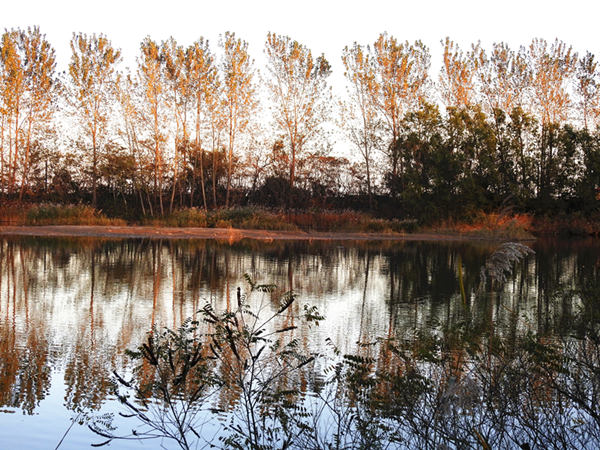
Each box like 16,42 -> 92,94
0,237 -> 597,448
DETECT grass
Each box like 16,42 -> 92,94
8,202 -> 600,238
429,212 -> 535,240
0,200 -> 25,225
533,212 -> 600,236
151,207 -> 417,233
144,207 -> 299,231
24,203 -> 126,226
2,203 -> 416,233
287,210 -> 417,233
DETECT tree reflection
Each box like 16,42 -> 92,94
0,236 -> 597,422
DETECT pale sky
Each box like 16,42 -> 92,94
3,0 -> 599,80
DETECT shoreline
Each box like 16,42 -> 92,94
0,225 -> 526,242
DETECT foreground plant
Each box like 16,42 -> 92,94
86,245 -> 600,449
89,318 -> 218,448
89,275 -> 323,449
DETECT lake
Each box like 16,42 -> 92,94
0,236 -> 598,449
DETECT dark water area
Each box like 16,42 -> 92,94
0,237 -> 598,448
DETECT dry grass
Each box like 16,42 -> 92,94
153,207 -> 414,233
430,212 -> 534,240
0,201 -> 26,225
532,214 -> 600,236
287,210 -> 417,233
23,203 -> 126,226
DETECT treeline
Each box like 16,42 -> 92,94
1,27 -> 599,220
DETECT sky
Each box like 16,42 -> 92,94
3,0 -> 599,82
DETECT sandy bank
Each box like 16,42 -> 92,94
0,225 -> 510,242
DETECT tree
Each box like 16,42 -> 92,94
472,42 -> 530,116
439,37 -> 476,109
115,72 -> 154,216
0,28 -> 56,198
221,32 -> 256,208
371,34 -> 430,179
528,38 -> 577,126
19,28 -> 57,200
69,32 -> 121,207
527,39 -> 577,204
265,32 -> 332,209
0,29 -> 26,195
161,37 -> 189,213
471,43 -> 532,205
186,38 -> 217,211
138,37 -> 167,215
576,52 -> 600,131
341,42 -> 380,207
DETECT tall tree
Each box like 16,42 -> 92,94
0,27 -> 56,198
576,52 -> 599,131
115,72 -> 152,216
69,32 -> 121,207
20,28 -> 57,200
138,37 -> 167,215
341,42 -> 380,207
471,42 -> 532,205
371,33 -> 429,179
528,38 -> 577,126
265,32 -> 331,208
0,30 -> 26,195
439,37 -> 475,109
221,32 -> 256,208
186,38 -> 216,211
161,37 -> 188,213
527,38 -> 577,204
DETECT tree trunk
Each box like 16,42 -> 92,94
287,141 -> 296,211
92,126 -> 97,208
197,101 -> 208,212
225,126 -> 234,208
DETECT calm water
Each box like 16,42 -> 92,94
0,236 -> 598,448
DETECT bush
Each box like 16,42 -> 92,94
213,218 -> 233,228
164,208 -> 208,227
430,211 -> 534,240
91,277 -> 323,449
24,203 -> 125,226
286,210 -> 417,233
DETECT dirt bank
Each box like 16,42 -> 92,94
0,225 -> 515,241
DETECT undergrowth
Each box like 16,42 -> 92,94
153,207 -> 417,233
24,203 -> 126,226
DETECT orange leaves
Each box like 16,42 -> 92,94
265,33 -> 332,201
440,37 -> 475,109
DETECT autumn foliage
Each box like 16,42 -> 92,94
0,29 -> 599,226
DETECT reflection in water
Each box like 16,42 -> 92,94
0,237 -> 598,446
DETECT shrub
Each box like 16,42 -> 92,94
213,218 -> 233,229
24,203 -> 125,226
91,276 -> 323,450
164,208 -> 208,227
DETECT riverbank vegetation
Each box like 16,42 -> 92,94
0,29 -> 599,235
